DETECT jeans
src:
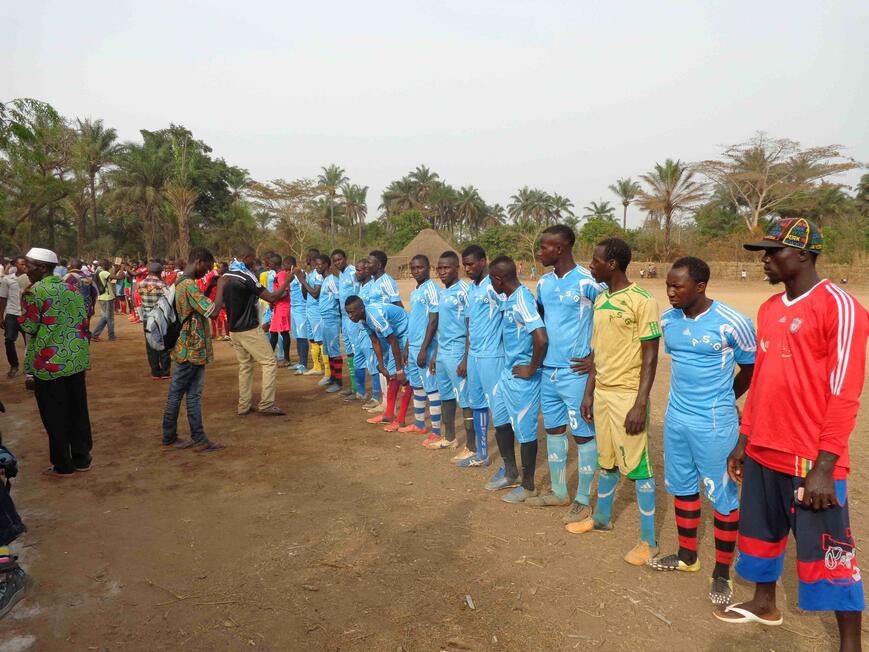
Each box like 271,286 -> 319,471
91,299 -> 115,339
33,371 -> 94,474
0,482 -> 26,547
161,361 -> 207,445
144,325 -> 171,377
3,313 -> 22,368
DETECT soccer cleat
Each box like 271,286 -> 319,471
501,486 -> 539,503
382,420 -> 402,432
457,454 -> 490,468
484,471 -> 521,492
425,436 -> 458,450
488,465 -> 506,484
294,366 -> 307,375
317,377 -> 332,387
524,492 -> 572,508
398,424 -> 427,434
647,553 -> 701,573
624,541 -> 658,566
361,398 -> 380,410
564,517 -> 614,535
303,368 -> 320,376
0,567 -> 33,620
344,392 -> 364,402
325,383 -> 342,393
421,434 -> 441,448
562,501 -> 592,524
451,448 -> 475,464
340,386 -> 354,397
366,415 -> 389,424
709,576 -> 734,606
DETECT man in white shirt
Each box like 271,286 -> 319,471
0,257 -> 31,377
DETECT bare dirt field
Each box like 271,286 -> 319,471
1,277 -> 867,651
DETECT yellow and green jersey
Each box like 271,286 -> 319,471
591,283 -> 661,391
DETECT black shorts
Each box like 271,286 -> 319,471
735,456 -> 864,611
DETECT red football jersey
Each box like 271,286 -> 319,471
742,280 -> 867,479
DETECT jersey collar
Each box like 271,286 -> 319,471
781,279 -> 826,307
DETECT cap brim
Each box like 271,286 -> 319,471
743,241 -> 787,252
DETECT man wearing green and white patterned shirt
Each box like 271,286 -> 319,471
19,247 -> 92,477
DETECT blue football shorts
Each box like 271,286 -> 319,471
467,355 -> 505,410
541,367 -> 595,437
407,344 -> 438,392
436,347 -> 469,408
491,371 -> 541,443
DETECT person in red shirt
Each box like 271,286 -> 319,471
718,218 -> 867,650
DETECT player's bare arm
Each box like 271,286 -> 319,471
370,332 -> 388,379
581,367 -> 596,424
569,351 -> 594,375
513,327 -> 548,379
732,363 -> 754,400
625,337 -> 659,435
418,312 -> 438,368
457,319 -> 469,377
727,434 -> 747,484
386,333 -> 406,384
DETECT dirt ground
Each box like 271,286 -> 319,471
0,277 -> 867,652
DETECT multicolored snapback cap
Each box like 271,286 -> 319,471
743,217 -> 823,254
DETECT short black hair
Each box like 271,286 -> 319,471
490,255 -> 517,280
270,253 -> 282,267
369,250 -> 388,267
597,238 -> 631,271
307,247 -> 320,255
315,254 -> 331,265
233,244 -> 256,258
188,247 -> 215,265
331,249 -> 347,259
285,255 -> 297,267
344,295 -> 363,309
461,244 -> 486,261
439,251 -> 459,263
671,256 -> 710,284
541,224 -> 576,248
411,254 -> 430,267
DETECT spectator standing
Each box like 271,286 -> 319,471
90,259 -> 116,341
62,258 -> 98,320
139,262 -> 171,379
0,257 -> 31,378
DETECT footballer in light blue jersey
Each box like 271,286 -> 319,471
408,278 -> 440,349
320,272 -> 342,357
304,268 -> 324,341
289,273 -> 307,340
650,257 -> 756,588
365,250 -> 402,306
435,275 -> 470,407
466,275 -> 504,358
349,300 -> 409,377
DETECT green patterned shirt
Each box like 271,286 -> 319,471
19,275 -> 91,380
172,277 -> 215,365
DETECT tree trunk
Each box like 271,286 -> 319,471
77,206 -> 87,257
358,214 -> 363,242
622,201 -> 628,230
663,210 -> 673,260
47,205 -> 56,250
89,172 -> 98,238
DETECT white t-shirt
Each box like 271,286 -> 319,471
0,273 -> 30,316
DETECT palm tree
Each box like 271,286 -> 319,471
636,159 -> 707,259
109,139 -> 173,259
380,177 -> 417,216
582,200 -> 617,220
164,132 -> 199,260
608,177 -> 642,229
455,185 -> 486,237
342,183 -> 368,241
75,118 -> 119,238
550,193 -> 575,221
429,182 -> 458,232
226,166 -> 252,202
317,163 -> 348,245
409,165 -> 440,215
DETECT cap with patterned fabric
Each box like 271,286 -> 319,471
743,217 -> 823,254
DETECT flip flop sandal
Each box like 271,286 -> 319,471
194,442 -> 225,453
713,603 -> 783,626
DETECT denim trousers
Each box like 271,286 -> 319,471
91,299 -> 115,339
161,361 -> 207,445
144,325 -> 171,377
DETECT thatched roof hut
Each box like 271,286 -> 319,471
386,229 -> 459,277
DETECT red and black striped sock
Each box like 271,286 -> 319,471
331,357 -> 343,386
674,493 -> 701,565
713,508 -> 739,578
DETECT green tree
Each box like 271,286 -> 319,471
608,177 -> 642,229
386,209 -> 429,251
636,159 -> 706,260
75,118 -> 119,240
578,215 -> 623,247
317,164 -> 348,246
582,200 -> 616,220
341,182 -> 368,241
456,185 -> 485,238
476,224 -> 519,259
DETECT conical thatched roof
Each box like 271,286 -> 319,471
387,229 -> 459,277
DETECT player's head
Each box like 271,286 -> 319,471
589,237 -> 631,284
410,254 -> 430,284
437,251 -> 460,285
489,255 -> 517,295
344,295 -> 365,323
305,248 -> 320,266
269,253 -> 282,269
187,247 -> 216,279
283,255 -> 297,271
538,224 -> 576,267
743,218 -> 822,286
461,244 -> 487,282
233,244 -> 256,268
355,257 -> 369,282
331,249 -> 347,271
368,250 -> 387,275
314,253 -> 331,275
667,256 -> 710,310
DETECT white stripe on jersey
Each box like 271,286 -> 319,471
515,288 -> 537,323
425,281 -> 439,306
826,284 -> 855,396
369,311 -> 389,335
715,304 -> 756,352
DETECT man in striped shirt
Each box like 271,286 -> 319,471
718,218 -> 867,648
139,262 -> 170,379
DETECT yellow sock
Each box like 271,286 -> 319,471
322,350 -> 331,378
311,343 -> 322,372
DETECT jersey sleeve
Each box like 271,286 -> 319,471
367,306 -> 393,337
581,278 -> 603,303
740,300 -> 771,438
637,295 -> 662,341
726,311 -> 757,366
185,280 -> 216,318
426,282 -> 439,313
818,287 -> 868,458
516,288 -> 544,332
381,276 -> 401,303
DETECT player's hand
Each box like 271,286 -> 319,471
262,323 -> 270,332
293,268 -> 304,280
456,358 -> 467,378
580,395 -> 594,424
402,351 -> 409,367
416,351 -> 427,369
726,436 -> 747,485
428,357 -> 437,375
396,368 -> 407,384
800,466 -> 838,511
377,364 -> 388,379
512,364 -> 534,379
624,403 -> 646,436
0,320 -> 5,331
570,354 -> 594,375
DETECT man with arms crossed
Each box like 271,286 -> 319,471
717,219 -> 866,652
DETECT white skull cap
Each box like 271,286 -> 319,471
25,247 -> 59,264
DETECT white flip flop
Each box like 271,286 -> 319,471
713,603 -> 783,626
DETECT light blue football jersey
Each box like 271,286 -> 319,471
501,285 -> 545,368
290,275 -> 305,309
536,265 -> 603,368
368,273 -> 401,306
358,279 -> 375,306
438,280 -> 470,353
305,270 -> 323,319
660,300 -> 756,421
338,265 -> 359,316
363,303 -> 409,343
320,274 -> 341,323
468,275 -> 504,357
408,278 -> 440,348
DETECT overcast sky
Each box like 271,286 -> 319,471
4,0 -> 867,226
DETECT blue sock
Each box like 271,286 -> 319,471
575,439 -> 598,506
473,408 -> 489,459
546,434 -> 569,500
297,338 -> 309,367
354,366 -> 367,395
635,477 -> 657,547
371,373 -> 382,401
427,391 -> 442,436
412,387 -> 426,429
594,469 -> 620,525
